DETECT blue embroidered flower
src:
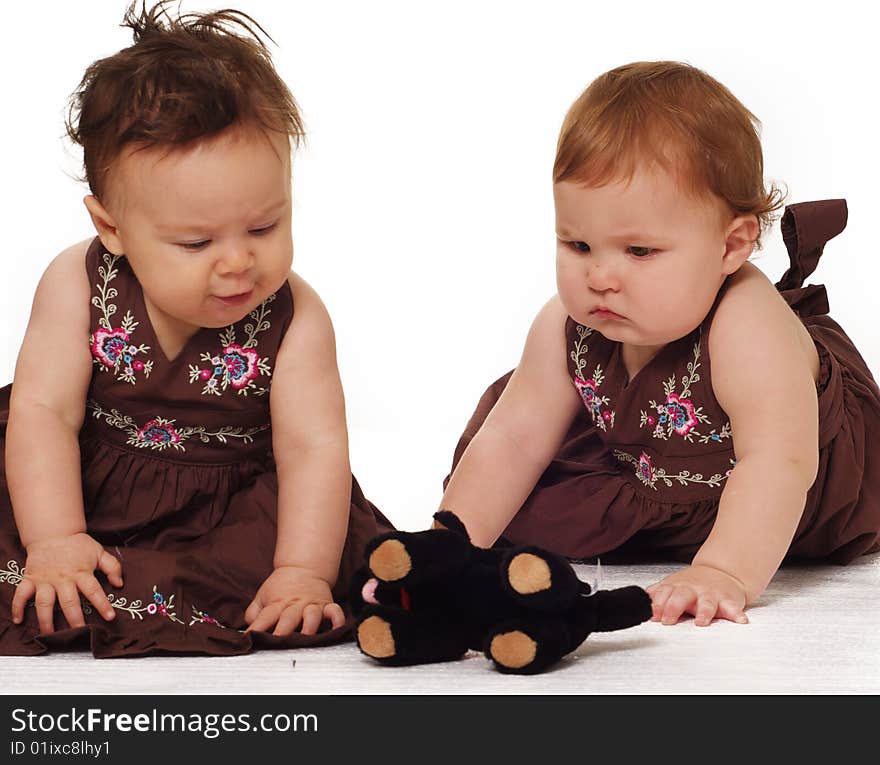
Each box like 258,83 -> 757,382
222,344 -> 262,389
92,329 -> 129,367
136,420 -> 182,448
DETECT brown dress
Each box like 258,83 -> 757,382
0,238 -> 392,656
447,199 -> 880,564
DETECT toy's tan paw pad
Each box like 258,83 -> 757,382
369,539 -> 411,581
489,631 -> 537,669
508,553 -> 552,594
357,615 -> 396,659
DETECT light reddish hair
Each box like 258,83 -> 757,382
553,61 -> 785,247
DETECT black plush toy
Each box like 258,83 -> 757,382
351,511 -> 653,674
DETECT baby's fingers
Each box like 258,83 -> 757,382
246,602 -> 283,634
244,595 -> 263,626
77,573 -> 116,622
648,584 -> 672,622
11,579 -> 35,624
323,602 -> 345,630
56,580 -> 87,630
272,603 -> 306,637
299,603 -> 325,636
34,583 -> 57,635
97,550 -> 124,589
716,599 -> 749,625
694,594 -> 719,627
658,586 -> 697,626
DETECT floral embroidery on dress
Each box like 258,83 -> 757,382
0,560 -> 24,587
189,607 -> 240,631
2,566 -> 237,631
638,339 -> 731,445
570,324 -> 615,431
97,588 -> 238,630
613,450 -> 730,491
106,586 -> 185,624
87,400 -> 269,452
90,253 -> 154,385
188,296 -> 274,397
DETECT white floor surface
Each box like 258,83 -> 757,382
2,555 -> 877,696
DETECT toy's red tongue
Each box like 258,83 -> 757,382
400,587 -> 411,611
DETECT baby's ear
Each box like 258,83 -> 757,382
721,214 -> 760,275
432,510 -> 469,539
83,195 -> 125,255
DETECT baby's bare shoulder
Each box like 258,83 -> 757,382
709,262 -> 819,448
31,238 -> 94,315
713,262 -> 799,333
39,238 -> 94,290
13,238 -> 95,419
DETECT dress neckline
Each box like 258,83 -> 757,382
608,331 -> 695,393
130,264 -> 208,366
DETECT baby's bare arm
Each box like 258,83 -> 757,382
7,239 -> 123,633
245,273 -> 351,636
440,295 -> 581,547
697,264 -> 819,599
650,264 -> 819,624
7,241 -> 94,546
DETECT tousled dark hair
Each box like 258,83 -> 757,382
66,1 -> 304,198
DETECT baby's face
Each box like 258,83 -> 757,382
554,163 -> 735,351
101,125 -> 293,333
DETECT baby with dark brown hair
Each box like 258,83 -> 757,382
0,1 -> 391,657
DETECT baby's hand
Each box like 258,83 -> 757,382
244,567 -> 345,637
646,564 -> 748,627
12,533 -> 124,634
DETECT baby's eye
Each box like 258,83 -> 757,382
568,241 -> 590,253
250,222 -> 277,236
179,240 -> 210,251
627,246 -> 657,258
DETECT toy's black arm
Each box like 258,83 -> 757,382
582,586 -> 653,633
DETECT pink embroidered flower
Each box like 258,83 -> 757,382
664,393 -> 698,436
637,453 -> 654,483
137,420 -> 182,447
574,377 -> 604,420
91,328 -> 130,368
222,344 -> 262,389
147,604 -> 158,615
574,376 -> 597,404
602,411 -> 612,422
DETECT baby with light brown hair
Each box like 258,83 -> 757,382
441,61 -> 880,626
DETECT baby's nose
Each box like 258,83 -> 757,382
586,258 -> 619,292
217,245 -> 253,274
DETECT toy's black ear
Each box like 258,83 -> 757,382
432,510 -> 470,539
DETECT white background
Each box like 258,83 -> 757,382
1,0 -> 877,531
